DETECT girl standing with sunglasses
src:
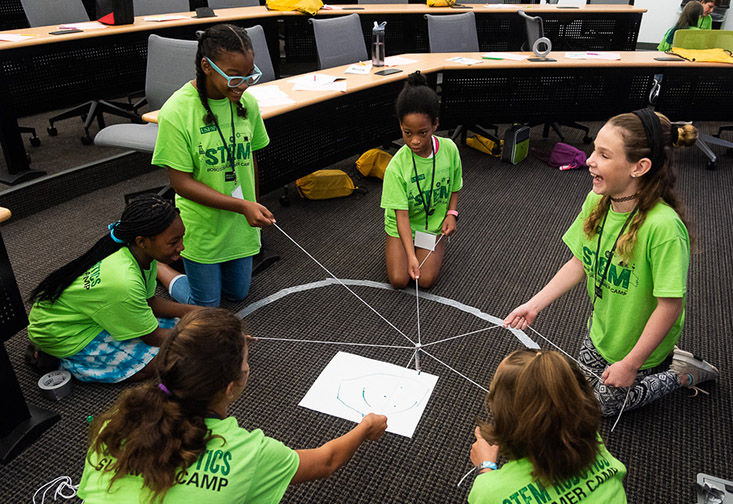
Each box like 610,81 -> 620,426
154,24 -> 275,307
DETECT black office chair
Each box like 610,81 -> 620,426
424,12 -> 499,143
20,0 -> 141,145
518,10 -> 592,144
0,213 -> 59,463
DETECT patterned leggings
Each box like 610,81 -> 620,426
577,335 -> 680,417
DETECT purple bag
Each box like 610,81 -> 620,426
549,142 -> 587,171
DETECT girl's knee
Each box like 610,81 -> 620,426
418,273 -> 438,289
388,273 -> 410,290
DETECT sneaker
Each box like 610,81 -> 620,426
669,346 -> 719,396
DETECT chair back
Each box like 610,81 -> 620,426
518,9 -> 544,52
133,0 -> 190,16
20,0 -> 89,26
146,34 -> 199,110
245,25 -> 276,83
208,0 -> 260,7
309,14 -> 368,69
672,29 -> 733,50
425,12 -> 479,53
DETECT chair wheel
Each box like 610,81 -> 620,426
726,148 -> 733,158
706,160 -> 717,170
47,126 -> 58,136
81,135 -> 93,145
279,195 -> 291,207
583,136 -> 593,144
30,137 -> 41,147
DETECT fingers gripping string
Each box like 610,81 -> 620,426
273,223 -> 415,346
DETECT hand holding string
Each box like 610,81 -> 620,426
503,303 -> 538,330
470,426 -> 499,468
602,359 -> 638,388
360,413 -> 388,441
241,200 -> 276,228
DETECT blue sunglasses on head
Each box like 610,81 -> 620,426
205,57 -> 262,87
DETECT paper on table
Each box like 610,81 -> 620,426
483,4 -> 518,7
0,34 -> 37,42
345,63 -> 372,75
446,56 -> 483,66
299,352 -> 439,438
290,74 -> 347,92
482,52 -> 528,61
143,15 -> 190,22
58,21 -> 108,30
565,52 -> 621,60
321,4 -> 343,9
384,56 -> 419,67
245,85 -> 296,107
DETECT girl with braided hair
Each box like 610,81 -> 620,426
504,110 -> 719,416
78,308 -> 387,503
153,23 -> 275,308
27,194 -> 198,383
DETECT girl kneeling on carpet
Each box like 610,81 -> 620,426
77,308 -> 388,503
468,349 -> 627,504
27,194 -> 198,383
381,71 -> 463,289
504,110 -> 719,417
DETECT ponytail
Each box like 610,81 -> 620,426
395,71 -> 440,122
29,194 -> 178,304
88,308 -> 246,503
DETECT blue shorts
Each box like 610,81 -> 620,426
60,318 -> 176,383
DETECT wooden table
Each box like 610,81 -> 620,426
0,4 -> 646,184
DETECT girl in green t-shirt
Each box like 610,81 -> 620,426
504,111 -> 719,417
78,308 -> 388,504
468,349 -> 627,504
380,71 -> 463,289
657,1 -> 703,51
153,24 -> 275,308
27,195 -> 198,383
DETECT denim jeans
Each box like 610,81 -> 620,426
170,256 -> 253,307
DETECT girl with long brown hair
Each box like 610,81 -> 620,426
468,349 -> 627,503
77,308 -> 387,503
504,110 -> 718,417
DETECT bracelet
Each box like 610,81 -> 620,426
447,209 -> 459,220
479,460 -> 498,471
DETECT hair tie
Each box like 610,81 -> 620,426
107,222 -> 125,244
158,383 -> 172,396
631,109 -> 665,172
195,30 -> 205,41
671,126 -> 680,146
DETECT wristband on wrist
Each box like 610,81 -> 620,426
479,460 -> 497,471
447,210 -> 459,220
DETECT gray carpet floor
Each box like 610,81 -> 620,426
0,122 -> 731,503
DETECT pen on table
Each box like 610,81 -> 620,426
482,56 -> 503,60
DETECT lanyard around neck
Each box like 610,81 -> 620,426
213,102 -> 236,181
411,137 -> 437,230
593,204 -> 638,302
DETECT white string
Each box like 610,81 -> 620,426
32,476 -> 78,504
378,350 -> 417,415
610,387 -> 630,432
420,347 -> 489,393
526,325 -> 604,382
457,466 -> 477,487
421,325 -> 502,348
418,234 -> 444,269
254,336 -> 414,350
274,223 -> 416,346
415,281 -> 422,347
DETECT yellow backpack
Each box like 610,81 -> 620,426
427,0 -> 455,6
265,0 -> 322,16
355,148 -> 392,180
296,169 -> 358,200
668,48 -> 733,64
466,134 -> 503,157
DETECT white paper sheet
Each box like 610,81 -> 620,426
299,351 -> 439,438
142,15 -> 191,22
446,56 -> 483,66
565,52 -> 621,61
290,74 -> 347,92
482,52 -> 528,61
345,63 -> 372,75
0,34 -> 36,42
58,21 -> 108,30
246,85 -> 296,107
384,56 -> 419,67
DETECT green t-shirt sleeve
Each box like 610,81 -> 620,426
248,435 -> 299,502
449,140 -> 463,193
381,153 -> 409,211
648,224 -> 689,298
244,93 -> 269,152
154,105 -> 195,174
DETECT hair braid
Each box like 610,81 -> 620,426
29,194 -> 178,304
